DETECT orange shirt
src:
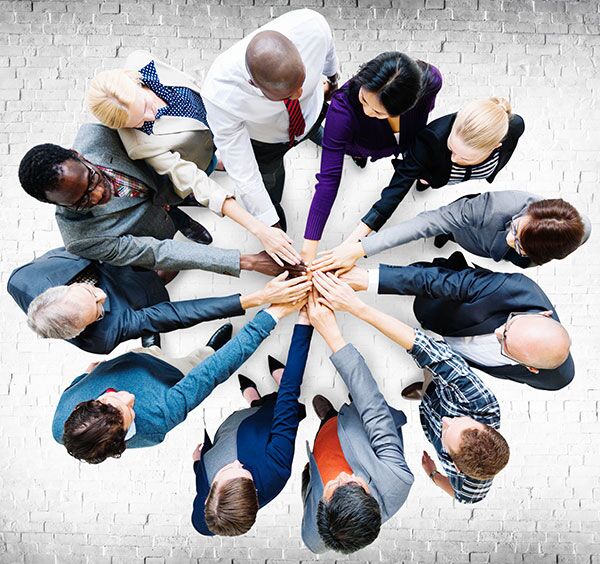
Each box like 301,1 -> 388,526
312,416 -> 353,485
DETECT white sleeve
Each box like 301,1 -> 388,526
203,98 -> 280,227
367,268 -> 380,295
321,17 -> 339,78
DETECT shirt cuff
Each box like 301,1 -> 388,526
265,309 -> 279,323
208,185 -> 234,217
252,206 -> 281,227
367,268 -> 380,294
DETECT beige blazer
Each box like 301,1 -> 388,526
118,50 -> 232,215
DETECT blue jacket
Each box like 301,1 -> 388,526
52,310 -> 277,448
7,247 -> 245,354
191,323 -> 313,535
378,256 -> 574,391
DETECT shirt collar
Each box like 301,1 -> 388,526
125,420 -> 136,441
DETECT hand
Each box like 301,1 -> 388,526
261,272 -> 312,304
310,241 -> 365,274
192,443 -> 204,462
243,251 -> 307,278
338,266 -> 369,291
312,271 -> 364,314
297,305 -> 310,326
267,296 -> 309,319
256,225 -> 302,267
421,451 -> 437,475
306,288 -> 336,335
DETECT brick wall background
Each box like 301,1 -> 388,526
1,0 -> 599,562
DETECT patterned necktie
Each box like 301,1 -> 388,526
284,97 -> 305,146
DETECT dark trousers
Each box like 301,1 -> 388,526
251,102 -> 328,231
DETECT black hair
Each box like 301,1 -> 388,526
352,51 -> 423,116
18,143 -> 78,202
316,483 -> 382,554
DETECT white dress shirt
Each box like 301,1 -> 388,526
202,9 -> 339,226
366,268 -> 517,367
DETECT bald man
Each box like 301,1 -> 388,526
202,9 -> 339,233
341,252 -> 574,391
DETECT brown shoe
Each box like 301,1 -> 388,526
401,381 -> 425,401
312,394 -> 334,421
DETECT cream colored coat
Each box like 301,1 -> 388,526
118,50 -> 232,215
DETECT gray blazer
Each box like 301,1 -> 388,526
361,190 -> 591,268
301,344 -> 414,554
55,124 -> 240,275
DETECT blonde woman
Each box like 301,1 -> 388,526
87,50 -> 301,267
312,97 -> 525,273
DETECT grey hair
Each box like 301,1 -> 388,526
27,286 -> 87,340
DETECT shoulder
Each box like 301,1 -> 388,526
125,50 -> 153,71
421,62 -> 443,96
507,113 -> 525,137
424,113 -> 455,140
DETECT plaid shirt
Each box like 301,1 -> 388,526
96,165 -> 149,199
409,330 -> 501,504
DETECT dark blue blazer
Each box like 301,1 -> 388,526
378,255 -> 574,391
191,324 -> 313,535
7,248 -> 245,354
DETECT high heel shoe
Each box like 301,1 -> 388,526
267,355 -> 285,376
238,374 -> 258,394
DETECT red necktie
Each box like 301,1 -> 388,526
284,98 -> 305,146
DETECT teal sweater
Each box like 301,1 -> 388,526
52,310 -> 277,448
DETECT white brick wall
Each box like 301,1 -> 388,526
0,0 -> 599,562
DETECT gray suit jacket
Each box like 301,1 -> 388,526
55,124 -> 240,275
361,190 -> 591,267
301,344 -> 414,553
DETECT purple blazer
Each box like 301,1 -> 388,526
304,63 -> 443,240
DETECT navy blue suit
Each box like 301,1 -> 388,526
191,324 -> 313,535
377,254 -> 574,391
7,248 -> 245,354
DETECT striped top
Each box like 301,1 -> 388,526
410,330 -> 501,504
447,149 -> 500,185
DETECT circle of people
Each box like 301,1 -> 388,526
9,9 -> 590,556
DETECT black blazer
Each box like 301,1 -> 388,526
377,254 -> 574,391
7,248 -> 245,354
362,112 -> 525,231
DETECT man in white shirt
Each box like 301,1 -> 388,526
202,9 -> 339,235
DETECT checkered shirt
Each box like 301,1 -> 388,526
409,329 -> 501,504
96,165 -> 149,199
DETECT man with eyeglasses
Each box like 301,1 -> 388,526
17,128 -> 301,278
339,251 -> 574,391
8,247 -> 311,355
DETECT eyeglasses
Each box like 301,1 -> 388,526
499,311 -> 547,363
510,220 -> 525,256
76,284 -> 105,321
70,160 -> 102,212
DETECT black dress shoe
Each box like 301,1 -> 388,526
312,394 -> 335,421
401,381 -> 425,401
238,374 -> 258,394
351,156 -> 368,169
168,207 -> 213,245
206,323 -> 233,351
267,355 -> 285,376
415,179 -> 429,192
434,233 -> 454,249
141,333 -> 161,348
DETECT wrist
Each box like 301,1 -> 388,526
326,331 -> 346,353
429,469 -> 440,483
240,254 -> 254,272
240,290 -> 264,310
249,219 -> 265,238
353,242 -> 366,260
353,300 -> 371,321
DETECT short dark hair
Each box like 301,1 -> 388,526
316,483 -> 381,553
18,143 -> 78,203
205,477 -> 258,536
448,425 -> 510,480
62,400 -> 126,464
520,199 -> 585,265
352,52 -> 423,116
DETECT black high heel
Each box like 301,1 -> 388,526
238,374 -> 258,395
267,355 -> 285,376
